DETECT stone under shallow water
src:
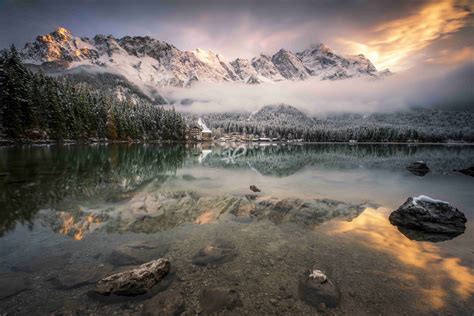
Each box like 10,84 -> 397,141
94,258 -> 170,296
199,287 -> 242,314
143,289 -> 185,316
192,239 -> 238,267
406,161 -> 430,176
389,196 -> 467,242
106,240 -> 169,267
457,166 -> 474,177
48,263 -> 115,289
249,185 -> 261,192
0,273 -> 32,300
298,269 -> 340,309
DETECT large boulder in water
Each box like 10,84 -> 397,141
94,258 -> 170,296
406,161 -> 430,176
389,196 -> 467,242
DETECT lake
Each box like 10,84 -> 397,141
0,143 -> 473,315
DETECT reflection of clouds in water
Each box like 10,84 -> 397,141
56,210 -> 103,241
328,208 -> 474,309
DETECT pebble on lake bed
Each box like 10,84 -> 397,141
249,185 -> 261,192
309,270 -> 327,283
299,268 -> 340,309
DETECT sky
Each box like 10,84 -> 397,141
0,0 -> 472,113
0,0 -> 472,72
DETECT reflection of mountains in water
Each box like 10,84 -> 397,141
0,144 -> 186,236
1,143 -> 473,236
192,144 -> 474,177
38,191 -> 371,238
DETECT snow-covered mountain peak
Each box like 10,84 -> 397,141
192,48 -> 223,64
15,28 -> 391,100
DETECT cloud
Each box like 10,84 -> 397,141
163,62 -> 474,114
340,0 -> 473,71
424,46 -> 474,65
2,0 -> 472,73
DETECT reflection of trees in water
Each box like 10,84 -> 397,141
0,144 -> 186,236
192,144 -> 474,177
1,143 -> 473,237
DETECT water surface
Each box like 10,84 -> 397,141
0,143 -> 473,315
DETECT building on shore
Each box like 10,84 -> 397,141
198,118 -> 212,141
186,124 -> 203,141
186,118 -> 213,141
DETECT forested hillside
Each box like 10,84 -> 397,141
0,47 -> 186,142
197,104 -> 474,142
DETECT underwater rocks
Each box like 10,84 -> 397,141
389,196 -> 467,242
256,197 -> 366,226
94,258 -> 170,296
298,269 -> 340,309
456,166 -> 474,177
143,289 -> 186,316
106,240 -> 169,267
199,287 -> 242,314
406,161 -> 430,176
39,191 -> 369,235
249,185 -> 261,192
48,263 -> 114,289
11,252 -> 72,273
0,273 -> 32,300
192,239 -> 238,267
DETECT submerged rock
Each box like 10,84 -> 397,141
309,270 -> 327,283
107,240 -> 169,267
143,289 -> 185,316
11,252 -> 72,273
249,185 -> 261,192
199,287 -> 242,314
94,258 -> 170,296
406,161 -> 430,176
48,264 -> 114,289
456,166 -> 474,177
192,239 -> 238,267
256,197 -> 366,226
0,273 -> 32,300
389,196 -> 467,242
298,269 -> 340,309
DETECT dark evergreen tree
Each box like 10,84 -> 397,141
0,47 -> 186,142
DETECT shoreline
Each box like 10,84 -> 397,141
1,139 -> 474,147
1,139 -> 473,147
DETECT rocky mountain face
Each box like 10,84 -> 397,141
17,27 -> 390,97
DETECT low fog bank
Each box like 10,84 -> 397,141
163,62 -> 473,114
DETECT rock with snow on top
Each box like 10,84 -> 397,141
389,196 -> 467,242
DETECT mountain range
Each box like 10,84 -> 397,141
17,27 -> 390,101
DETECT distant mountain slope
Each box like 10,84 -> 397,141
248,104 -> 314,125
15,27 -> 390,100
196,104 -> 474,142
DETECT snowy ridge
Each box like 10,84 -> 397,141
16,27 -> 391,96
412,195 -> 449,206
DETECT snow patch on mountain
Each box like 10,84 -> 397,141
17,27 -> 391,101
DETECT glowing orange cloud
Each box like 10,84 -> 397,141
328,207 -> 474,309
341,0 -> 472,71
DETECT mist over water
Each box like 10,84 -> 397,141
165,62 -> 474,114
